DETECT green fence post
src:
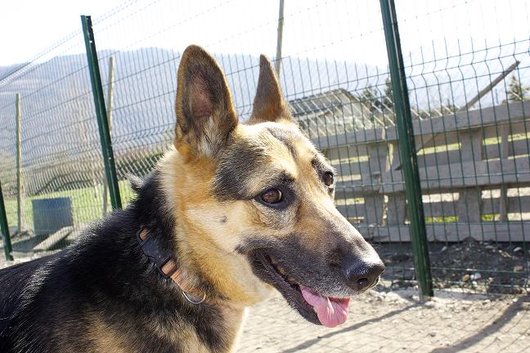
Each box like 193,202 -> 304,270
0,181 -> 14,261
81,15 -> 122,210
379,0 -> 433,298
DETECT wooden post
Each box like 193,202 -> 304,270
462,61 -> 519,111
498,124 -> 509,221
457,129 -> 482,223
15,93 -> 23,233
102,56 -> 115,216
387,142 -> 407,224
275,0 -> 285,77
364,140 -> 389,225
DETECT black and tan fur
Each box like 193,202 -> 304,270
0,45 -> 384,353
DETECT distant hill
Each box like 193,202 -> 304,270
0,48 -> 385,195
0,48 -> 385,157
0,63 -> 30,81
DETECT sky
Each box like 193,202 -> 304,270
0,0 -> 528,68
0,0 -> 125,66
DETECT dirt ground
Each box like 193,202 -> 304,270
376,238 -> 529,294
239,289 -> 530,353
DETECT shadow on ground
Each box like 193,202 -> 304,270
280,303 -> 420,353
429,296 -> 529,353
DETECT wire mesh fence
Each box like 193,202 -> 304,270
0,0 -> 529,294
392,0 -> 530,294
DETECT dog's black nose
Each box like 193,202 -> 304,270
342,258 -> 385,290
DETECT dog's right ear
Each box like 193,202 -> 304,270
174,45 -> 238,159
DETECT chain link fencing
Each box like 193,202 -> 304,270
0,0 -> 529,294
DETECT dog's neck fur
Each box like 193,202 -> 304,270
155,149 -> 273,305
123,165 -> 247,353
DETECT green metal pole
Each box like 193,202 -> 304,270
81,15 -> 122,210
379,0 -> 433,298
0,181 -> 14,261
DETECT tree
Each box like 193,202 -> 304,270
357,84 -> 382,113
506,74 -> 529,102
382,77 -> 393,111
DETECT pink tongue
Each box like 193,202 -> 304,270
300,286 -> 350,328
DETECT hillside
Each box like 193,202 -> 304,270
0,48 -> 384,194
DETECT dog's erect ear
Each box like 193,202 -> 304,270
247,55 -> 293,124
175,45 -> 238,158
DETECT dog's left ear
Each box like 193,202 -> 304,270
175,45 -> 238,158
247,55 -> 293,124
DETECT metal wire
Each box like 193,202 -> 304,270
0,0 -> 528,294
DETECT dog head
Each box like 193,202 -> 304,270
164,45 -> 384,328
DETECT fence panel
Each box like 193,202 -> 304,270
0,0 -> 528,293
392,0 -> 530,292
0,31 -> 106,251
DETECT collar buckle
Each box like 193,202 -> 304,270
137,227 -> 172,277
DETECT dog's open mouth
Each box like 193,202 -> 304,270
251,252 -> 351,328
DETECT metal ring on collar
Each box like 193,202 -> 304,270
182,290 -> 206,305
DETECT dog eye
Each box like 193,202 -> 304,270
323,171 -> 334,186
260,188 -> 283,205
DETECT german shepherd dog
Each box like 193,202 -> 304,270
0,45 -> 384,352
